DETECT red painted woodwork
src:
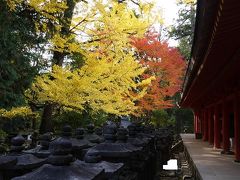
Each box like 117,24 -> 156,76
181,1 -> 240,110
194,111 -> 202,139
201,111 -> 204,136
208,109 -> 214,144
180,0 -> 240,163
234,96 -> 240,161
214,105 -> 221,148
196,113 -> 199,133
197,112 -> 201,133
194,112 -> 197,134
203,110 -> 208,141
222,101 -> 230,153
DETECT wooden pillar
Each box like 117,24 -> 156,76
197,112 -> 200,132
208,108 -> 214,144
202,110 -> 206,140
195,113 -> 198,133
194,111 -> 197,134
195,111 -> 202,139
201,111 -> 204,137
199,112 -> 202,135
222,101 -> 230,153
203,109 -> 208,141
199,111 -> 203,138
214,105 -> 221,148
208,109 -> 211,142
234,96 -> 240,162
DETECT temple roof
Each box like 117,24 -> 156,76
181,0 -> 240,109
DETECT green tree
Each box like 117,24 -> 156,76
168,0 -> 196,60
151,109 -> 175,128
166,0 -> 196,133
6,0 -> 156,133
172,108 -> 193,133
0,0 -> 45,109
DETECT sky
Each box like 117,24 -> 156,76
75,0 -> 180,46
155,0 -> 179,26
149,0 -> 179,46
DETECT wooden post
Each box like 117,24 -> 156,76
222,101 -> 230,153
201,111 -> 204,138
195,111 -> 202,139
203,109 -> 208,141
194,111 -> 197,134
198,111 -> 202,136
234,96 -> 240,162
214,105 -> 221,148
208,108 -> 214,144
195,113 -> 198,133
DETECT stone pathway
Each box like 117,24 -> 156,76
181,134 -> 240,180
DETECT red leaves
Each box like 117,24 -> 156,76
132,32 -> 186,114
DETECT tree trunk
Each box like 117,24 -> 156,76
39,103 -> 54,133
39,0 -> 76,133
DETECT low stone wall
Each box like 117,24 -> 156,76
182,140 -> 202,180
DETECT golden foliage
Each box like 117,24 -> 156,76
7,0 -> 159,116
7,0 -> 67,14
6,0 -> 158,56
0,106 -> 39,119
28,63 -> 154,115
6,0 -> 23,10
177,0 -> 196,4
24,1 -> 156,116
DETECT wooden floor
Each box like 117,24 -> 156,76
181,134 -> 240,180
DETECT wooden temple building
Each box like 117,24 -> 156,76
180,0 -> 240,162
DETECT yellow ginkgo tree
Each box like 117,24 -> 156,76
28,63 -> 154,115
6,0 -> 159,132
28,1 -> 156,114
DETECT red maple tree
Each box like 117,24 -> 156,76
131,32 -> 186,114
